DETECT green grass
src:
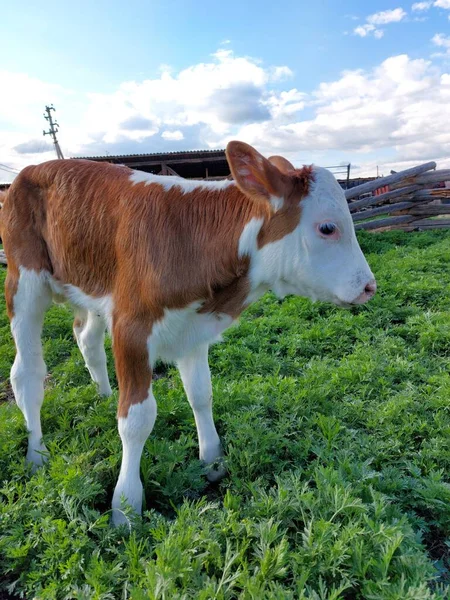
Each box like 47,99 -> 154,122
1,230 -> 450,599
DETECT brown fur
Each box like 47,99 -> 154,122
3,150 -> 313,417
268,155 -> 296,174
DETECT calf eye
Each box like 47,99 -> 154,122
319,222 -> 336,236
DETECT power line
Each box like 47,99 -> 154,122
43,105 -> 64,159
0,162 -> 19,173
0,163 -> 19,175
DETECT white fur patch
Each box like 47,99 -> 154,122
129,170 -> 235,194
148,304 -> 233,364
269,195 -> 284,211
238,217 -> 264,259
10,267 -> 51,467
48,279 -> 114,332
112,393 -> 157,526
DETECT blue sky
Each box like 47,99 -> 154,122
1,0 -> 449,180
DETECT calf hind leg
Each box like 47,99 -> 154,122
7,268 -> 51,468
73,310 -> 112,396
177,344 -> 225,482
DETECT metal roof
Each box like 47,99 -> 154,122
72,149 -> 226,161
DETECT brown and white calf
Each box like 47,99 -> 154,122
1,141 -> 376,525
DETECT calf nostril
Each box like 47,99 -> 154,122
364,280 -> 377,295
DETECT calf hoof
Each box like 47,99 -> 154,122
98,383 -> 113,397
111,482 -> 143,528
26,442 -> 48,472
206,460 -> 227,483
111,508 -> 131,528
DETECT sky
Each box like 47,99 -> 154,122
1,0 -> 450,182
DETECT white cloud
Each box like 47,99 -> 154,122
229,54 -> 450,175
354,24 -> 376,37
1,48 -> 450,180
354,23 -> 385,38
367,8 -> 407,24
270,66 -> 294,81
412,1 -> 433,10
354,8 -> 405,38
0,50 -> 300,173
161,130 -> 184,141
0,71 -> 70,130
412,0 -> 450,10
432,32 -> 450,53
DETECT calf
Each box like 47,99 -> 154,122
1,142 -> 376,525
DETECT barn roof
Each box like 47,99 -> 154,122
71,148 -> 230,180
73,149 -> 225,161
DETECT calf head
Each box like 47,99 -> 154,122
226,141 -> 376,307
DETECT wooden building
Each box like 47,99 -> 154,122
1,150 -> 358,189
72,149 -> 231,180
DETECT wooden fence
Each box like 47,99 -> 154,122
346,161 -> 450,232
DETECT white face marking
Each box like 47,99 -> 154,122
148,304 -> 234,364
243,167 -> 374,306
129,170 -> 235,194
112,392 -> 157,526
294,167 -> 374,305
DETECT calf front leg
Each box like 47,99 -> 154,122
177,344 -> 225,482
111,316 -> 156,526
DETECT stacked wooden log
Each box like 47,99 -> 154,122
346,162 -> 450,232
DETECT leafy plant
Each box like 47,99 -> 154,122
0,230 -> 449,598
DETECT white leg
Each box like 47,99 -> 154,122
10,268 -> 51,468
74,310 -> 112,396
112,391 -> 157,526
177,344 -> 225,482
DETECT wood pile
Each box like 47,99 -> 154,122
346,162 -> 450,232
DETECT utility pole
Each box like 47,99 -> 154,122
43,105 -> 64,159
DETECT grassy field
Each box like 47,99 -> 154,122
0,230 -> 450,599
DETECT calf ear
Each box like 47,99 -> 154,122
268,155 -> 295,174
226,141 -> 289,206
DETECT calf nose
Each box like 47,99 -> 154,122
352,278 -> 377,305
364,279 -> 377,296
